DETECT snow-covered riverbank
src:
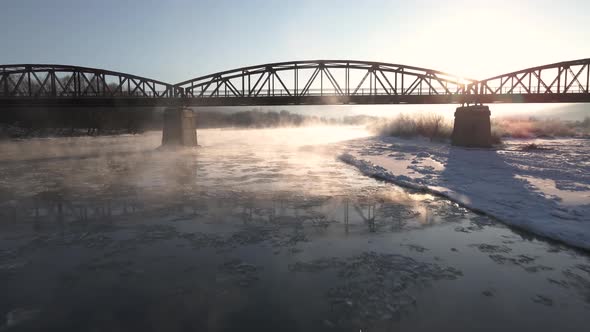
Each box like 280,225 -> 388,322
340,137 -> 590,250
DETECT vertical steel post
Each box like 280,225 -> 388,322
586,64 -> 589,93
346,64 -> 349,96
401,68 -> 404,95
528,72 -> 531,93
294,64 -> 298,96
320,66 -> 323,96
371,70 -> 374,95
50,71 -> 56,96
1,73 -> 6,96
272,71 -> 275,96
557,67 -> 561,93
27,70 -> 32,97
563,67 -> 569,93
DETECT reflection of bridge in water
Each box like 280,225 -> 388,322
1,58 -> 589,107
2,190 -> 447,236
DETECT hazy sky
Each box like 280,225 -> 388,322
1,0 -> 588,84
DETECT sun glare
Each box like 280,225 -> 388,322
393,4 -> 560,80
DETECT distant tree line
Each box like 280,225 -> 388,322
0,107 -> 154,138
0,108 -> 376,139
193,110 -> 375,128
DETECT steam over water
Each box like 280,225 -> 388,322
0,127 -> 589,331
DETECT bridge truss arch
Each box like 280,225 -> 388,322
471,58 -> 590,103
175,60 -> 478,105
0,64 -> 181,99
1,59 -> 589,106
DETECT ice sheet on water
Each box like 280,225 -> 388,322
289,252 -> 462,326
340,137 -> 590,250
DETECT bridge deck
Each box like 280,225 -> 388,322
1,93 -> 589,108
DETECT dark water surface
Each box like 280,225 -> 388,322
0,127 -> 589,331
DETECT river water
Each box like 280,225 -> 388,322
0,126 -> 589,331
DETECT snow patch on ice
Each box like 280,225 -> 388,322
340,137 -> 590,250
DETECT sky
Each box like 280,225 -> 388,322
1,0 -> 589,85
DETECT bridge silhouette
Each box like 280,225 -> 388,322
1,58 -> 589,107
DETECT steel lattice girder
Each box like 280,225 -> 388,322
174,60 -> 475,98
0,64 -> 182,98
1,58 -> 589,106
474,58 -> 590,96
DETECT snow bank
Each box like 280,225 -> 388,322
340,137 -> 590,250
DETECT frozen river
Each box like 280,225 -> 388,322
0,127 -> 589,331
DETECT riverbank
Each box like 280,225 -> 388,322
0,124 -> 141,140
340,136 -> 590,250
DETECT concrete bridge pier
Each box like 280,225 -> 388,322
451,104 -> 492,148
161,107 -> 198,147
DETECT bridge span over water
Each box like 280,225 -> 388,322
1,58 -> 589,107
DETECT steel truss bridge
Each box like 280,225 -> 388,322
1,58 -> 589,107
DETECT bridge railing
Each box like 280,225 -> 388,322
180,86 -> 589,98
183,87 -> 464,97
15,90 -> 181,98
480,86 -> 589,94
